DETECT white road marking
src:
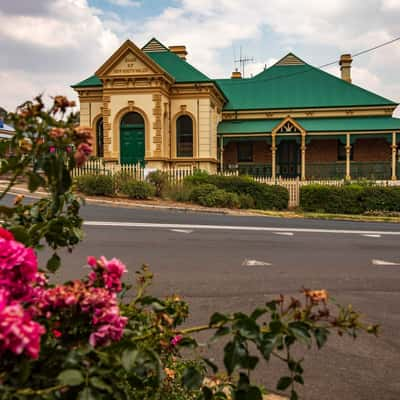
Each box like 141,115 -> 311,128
84,221 -> 400,236
372,259 -> 400,266
273,232 -> 294,236
362,234 -> 382,238
170,229 -> 193,234
242,259 -> 272,267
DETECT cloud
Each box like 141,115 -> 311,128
107,0 -> 141,7
0,0 -> 399,112
0,0 -> 119,110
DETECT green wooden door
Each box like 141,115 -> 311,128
120,124 -> 145,165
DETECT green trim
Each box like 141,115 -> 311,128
218,116 -> 400,135
71,75 -> 102,88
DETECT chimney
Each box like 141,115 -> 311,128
339,54 -> 353,83
231,69 -> 242,79
168,45 -> 187,60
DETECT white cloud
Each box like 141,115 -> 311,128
0,0 -> 119,110
0,0 -> 399,111
107,0 -> 141,7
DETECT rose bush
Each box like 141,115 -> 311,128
0,96 -> 378,400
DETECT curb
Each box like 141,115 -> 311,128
0,185 -> 242,216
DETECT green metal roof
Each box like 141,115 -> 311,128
145,51 -> 211,83
71,75 -> 102,88
216,54 -> 397,110
72,38 -> 211,88
218,116 -> 400,135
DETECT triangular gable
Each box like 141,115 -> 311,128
275,53 -> 305,66
142,38 -> 169,53
273,117 -> 305,134
95,39 -> 173,81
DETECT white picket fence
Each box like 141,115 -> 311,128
72,160 -> 400,208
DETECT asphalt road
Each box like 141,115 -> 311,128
5,195 -> 400,399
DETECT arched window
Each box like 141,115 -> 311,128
176,115 -> 193,157
96,118 -> 104,157
121,112 -> 144,125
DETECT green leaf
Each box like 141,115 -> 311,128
314,327 -> 329,349
269,320 -> 283,334
90,377 -> 112,393
250,307 -> 267,320
233,317 -> 260,339
47,253 -> 61,273
178,337 -> 198,349
259,333 -> 279,360
182,366 -> 202,390
289,322 -> 311,345
77,387 -> 97,400
294,375 -> 304,385
266,300 -> 278,311
27,172 -> 44,192
210,312 -> 229,326
290,390 -> 299,400
8,226 -> 30,246
58,369 -> 84,386
223,340 -> 247,376
203,357 -> 218,374
277,376 -> 292,391
121,349 -> 138,372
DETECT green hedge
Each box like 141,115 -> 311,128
300,184 -> 400,214
189,184 -> 240,208
120,179 -> 155,199
184,173 -> 289,210
76,174 -> 115,196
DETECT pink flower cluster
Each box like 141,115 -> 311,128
0,227 -> 129,360
87,256 -> 127,293
37,256 -> 128,347
0,229 -> 45,359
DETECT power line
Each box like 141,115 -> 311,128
220,34 -> 400,86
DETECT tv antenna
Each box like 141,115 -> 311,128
234,46 -> 255,78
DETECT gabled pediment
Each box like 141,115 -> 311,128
95,39 -> 173,81
273,117 -> 305,134
275,53 -> 305,66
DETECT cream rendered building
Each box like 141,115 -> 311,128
73,37 -> 400,179
73,38 -> 225,172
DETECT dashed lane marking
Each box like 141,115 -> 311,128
170,229 -> 193,234
242,259 -> 272,267
362,234 -> 382,238
273,232 -> 294,236
372,259 -> 400,266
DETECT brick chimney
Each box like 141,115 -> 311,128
168,45 -> 187,60
339,54 -> 353,83
231,69 -> 242,79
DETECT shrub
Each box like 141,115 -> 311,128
120,179 -> 155,199
300,184 -> 400,214
183,169 -> 210,186
166,184 -> 193,202
184,174 -> 289,210
361,186 -> 400,212
76,174 -> 115,196
197,188 -> 241,208
146,170 -> 170,197
188,183 -> 218,203
238,193 -> 255,209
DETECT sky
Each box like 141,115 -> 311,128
0,0 -> 399,116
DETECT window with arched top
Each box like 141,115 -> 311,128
176,115 -> 193,157
96,117 -> 104,157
